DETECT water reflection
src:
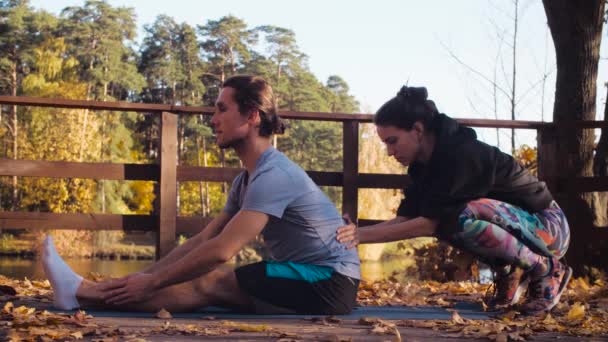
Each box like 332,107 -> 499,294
360,257 -> 416,283
0,257 -> 153,280
0,257 -> 417,282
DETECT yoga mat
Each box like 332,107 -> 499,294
52,302 -> 491,320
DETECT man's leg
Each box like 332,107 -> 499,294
43,236 -> 253,312
75,267 -> 253,312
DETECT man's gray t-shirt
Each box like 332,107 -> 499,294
223,147 -> 361,280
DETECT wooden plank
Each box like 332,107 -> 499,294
177,167 -> 344,186
558,176 -> 608,193
0,212 -> 155,231
457,118 -> 545,129
357,173 -> 410,189
176,216 -> 213,236
0,95 -> 212,114
177,166 -> 242,182
0,95 -> 575,128
307,171 -> 343,186
342,121 -> 359,221
0,158 -> 159,180
157,112 -> 178,258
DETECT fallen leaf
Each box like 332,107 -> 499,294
222,320 -> 272,332
70,331 -> 84,339
3,301 -> 13,313
567,302 -> 585,321
155,308 -> 172,319
451,311 -> 466,324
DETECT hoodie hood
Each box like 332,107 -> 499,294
432,113 -> 477,153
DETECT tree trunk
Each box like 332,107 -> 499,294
11,62 -> 18,210
542,0 -> 605,274
594,86 -> 608,177
510,0 -> 518,153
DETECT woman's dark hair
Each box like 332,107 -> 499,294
374,86 -> 439,131
222,75 -> 286,137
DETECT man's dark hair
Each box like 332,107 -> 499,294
223,75 -> 286,137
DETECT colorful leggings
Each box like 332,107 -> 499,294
447,198 -> 570,271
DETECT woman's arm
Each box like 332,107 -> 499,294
358,216 -> 438,243
337,216 -> 437,248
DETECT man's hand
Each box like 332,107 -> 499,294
336,214 -> 359,249
101,273 -> 157,305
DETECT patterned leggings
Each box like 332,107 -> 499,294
447,198 -> 570,271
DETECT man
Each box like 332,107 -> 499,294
43,75 -> 360,314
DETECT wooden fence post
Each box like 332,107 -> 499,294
342,120 -> 359,222
157,112 -> 178,259
537,125 -> 559,194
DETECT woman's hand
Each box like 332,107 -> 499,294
336,214 -> 360,249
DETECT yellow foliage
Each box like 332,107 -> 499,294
513,144 -> 537,176
567,302 -> 586,321
128,181 -> 155,214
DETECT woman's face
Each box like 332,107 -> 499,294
376,124 -> 423,167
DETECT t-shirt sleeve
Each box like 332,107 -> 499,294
222,173 -> 245,216
241,167 -> 299,218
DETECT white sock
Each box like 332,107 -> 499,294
42,235 -> 83,310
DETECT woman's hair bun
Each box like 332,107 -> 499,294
397,86 -> 428,102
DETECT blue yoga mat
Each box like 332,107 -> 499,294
53,302 -> 491,320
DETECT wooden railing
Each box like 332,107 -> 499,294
0,95 -> 607,261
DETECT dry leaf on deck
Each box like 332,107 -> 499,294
450,310 -> 466,324
567,302 -> 585,321
222,320 -> 272,332
154,308 -> 172,319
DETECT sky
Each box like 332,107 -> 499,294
29,0 -> 608,152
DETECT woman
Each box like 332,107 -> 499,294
337,86 -> 571,315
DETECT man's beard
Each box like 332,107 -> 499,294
218,136 -> 246,150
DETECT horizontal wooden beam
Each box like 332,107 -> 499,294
10,158 -> 608,195
177,166 -> 241,182
0,158 -> 159,180
3,95 -> 589,128
176,216 -> 213,236
307,171 -> 342,186
0,212 -> 389,236
558,176 -> 608,193
457,118 -> 545,129
0,212 -> 155,231
358,173 -> 410,189
0,95 -> 212,114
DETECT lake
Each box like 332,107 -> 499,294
0,256 -> 419,283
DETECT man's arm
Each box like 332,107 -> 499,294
151,210 -> 268,288
103,210 -> 269,305
140,211 -> 232,274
